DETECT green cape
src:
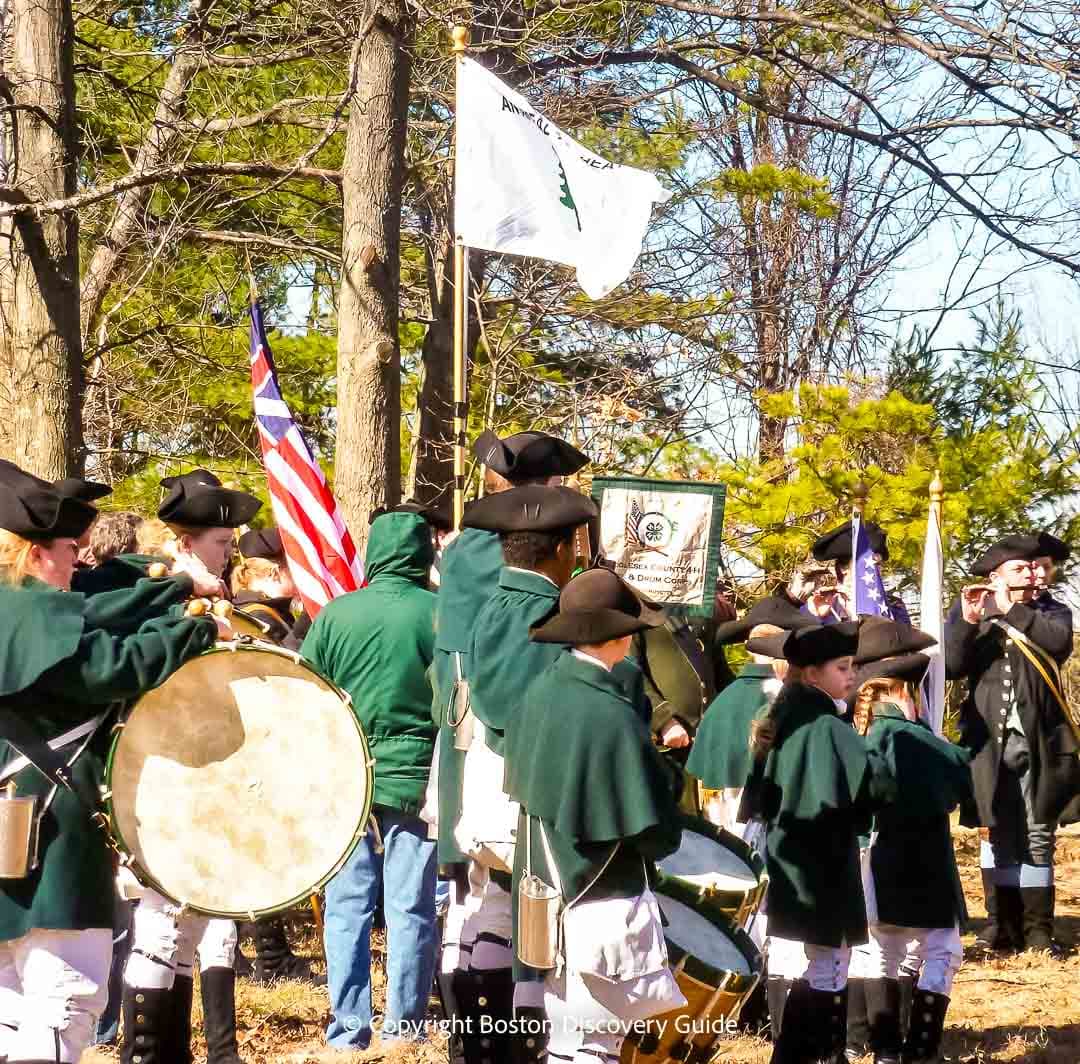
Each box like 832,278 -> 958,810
0,580 -> 85,697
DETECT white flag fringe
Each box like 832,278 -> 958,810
454,57 -> 671,299
921,504 -> 947,734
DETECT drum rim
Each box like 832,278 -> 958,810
662,812 -> 768,882
103,640 -> 374,918
654,877 -> 762,988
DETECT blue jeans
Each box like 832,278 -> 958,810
324,807 -> 438,1048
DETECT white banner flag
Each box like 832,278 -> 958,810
920,504 -> 947,734
454,57 -> 671,299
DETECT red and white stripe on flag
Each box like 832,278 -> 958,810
249,301 -> 362,617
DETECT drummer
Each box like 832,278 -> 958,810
847,618 -> 971,1064
0,461 -> 222,1064
430,430 -> 587,1054
742,622 -> 892,1064
120,469 -> 260,1064
503,567 -> 685,1064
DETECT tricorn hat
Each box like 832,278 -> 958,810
1035,531 -> 1070,563
237,526 -> 283,561
0,460 -> 98,541
812,520 -> 888,564
745,630 -> 791,660
462,484 -> 598,534
53,477 -> 112,503
369,499 -> 452,532
853,616 -> 937,666
971,533 -> 1041,577
473,430 -> 588,483
158,469 -> 262,529
782,620 -> 860,667
854,652 -> 931,693
714,593 -> 820,645
530,567 -> 666,645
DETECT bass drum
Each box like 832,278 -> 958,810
621,878 -> 762,1063
104,641 -> 373,918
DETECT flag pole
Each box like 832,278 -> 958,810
451,24 -> 470,530
929,468 -> 944,526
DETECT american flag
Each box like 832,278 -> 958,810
852,514 -> 891,618
249,299 -> 362,617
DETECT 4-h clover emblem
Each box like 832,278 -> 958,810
634,510 -> 675,551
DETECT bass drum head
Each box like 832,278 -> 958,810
107,643 -> 372,917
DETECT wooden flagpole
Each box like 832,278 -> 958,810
451,25 -> 470,530
849,479 -> 868,612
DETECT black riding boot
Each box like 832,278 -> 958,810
252,917 -> 310,983
200,967 -> 243,1064
451,967 -> 514,1064
845,977 -> 870,1060
120,986 -> 173,1064
898,966 -> 916,1040
161,974 -> 194,1064
864,977 -> 902,1063
901,990 -> 948,1063
1021,884 -> 1056,952
766,976 -> 792,1042
998,884 -> 1025,952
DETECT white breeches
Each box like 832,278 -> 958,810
542,969 -> 643,1064
461,861 -> 513,971
854,924 -> 962,996
0,927 -> 111,1063
768,937 -> 850,992
123,888 -> 236,989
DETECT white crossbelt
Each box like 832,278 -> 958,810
0,711 -> 109,785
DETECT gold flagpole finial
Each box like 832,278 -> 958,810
852,480 -> 869,517
929,469 -> 944,504
451,25 -> 469,53
245,249 -> 258,305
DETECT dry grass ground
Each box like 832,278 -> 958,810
83,823 -> 1080,1063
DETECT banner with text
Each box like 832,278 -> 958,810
592,477 -> 727,618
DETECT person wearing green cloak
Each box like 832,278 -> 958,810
845,621 -> 972,1064
0,462 -> 222,1064
449,484 -> 598,1064
688,593 -> 817,841
429,431 -> 587,1042
743,621 -> 891,1064
504,568 -> 685,1064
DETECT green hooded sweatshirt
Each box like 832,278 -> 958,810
302,513 -> 437,815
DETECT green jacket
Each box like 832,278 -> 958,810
865,703 -> 973,929
303,513 -> 436,816
504,652 -> 683,978
431,528 -> 504,865
756,681 -> 893,948
686,663 -> 773,790
0,576 -> 216,940
467,567 -> 564,754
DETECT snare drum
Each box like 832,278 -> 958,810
104,641 -> 373,917
656,815 -> 768,930
621,879 -> 762,1063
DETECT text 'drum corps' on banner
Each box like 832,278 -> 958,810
592,477 -> 727,618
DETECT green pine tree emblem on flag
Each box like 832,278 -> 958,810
554,150 -> 582,231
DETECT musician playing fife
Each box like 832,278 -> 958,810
0,461 -> 221,1064
119,469 -> 259,1064
945,534 -> 1080,955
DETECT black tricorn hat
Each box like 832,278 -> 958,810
745,630 -> 791,660
0,460 -> 98,541
1035,531 -> 1070,563
462,484 -> 598,534
715,593 -> 820,645
158,469 -> 262,529
853,616 -> 937,666
53,477 -> 112,503
530,567 -> 666,645
237,526 -> 283,561
782,620 -> 860,667
971,533 -> 1041,577
812,520 -> 888,563
473,430 -> 588,483
854,652 -> 931,693
369,499 -> 452,532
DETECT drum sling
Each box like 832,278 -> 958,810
0,706 -> 108,877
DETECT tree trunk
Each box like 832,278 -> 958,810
0,0 -> 83,477
333,0 -> 411,546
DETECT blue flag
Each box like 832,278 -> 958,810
852,515 -> 892,618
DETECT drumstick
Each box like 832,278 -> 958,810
310,894 -> 324,940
